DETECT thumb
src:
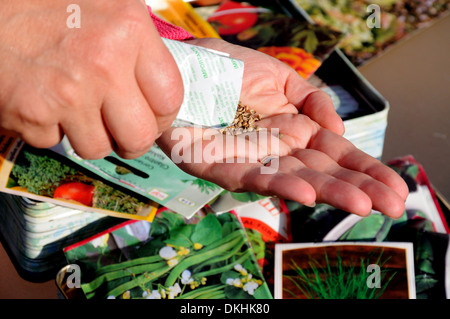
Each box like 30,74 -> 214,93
134,9 -> 185,134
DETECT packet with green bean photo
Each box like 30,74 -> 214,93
63,208 -> 272,299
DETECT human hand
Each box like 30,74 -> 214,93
184,38 -> 345,136
158,38 -> 407,218
0,0 -> 183,159
157,114 -> 408,218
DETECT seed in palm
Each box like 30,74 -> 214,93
219,102 -> 262,136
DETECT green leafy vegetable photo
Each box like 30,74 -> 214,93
9,145 -> 153,215
64,211 -> 273,299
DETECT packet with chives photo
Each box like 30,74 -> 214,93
274,241 -> 416,299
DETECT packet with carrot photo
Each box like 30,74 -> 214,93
205,0 -> 343,79
146,0 -> 221,39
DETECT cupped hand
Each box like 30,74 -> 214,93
184,38 -> 345,136
0,0 -> 183,159
160,38 -> 407,218
157,114 -> 408,218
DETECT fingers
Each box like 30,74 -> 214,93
257,113 -> 319,150
72,9 -> 183,159
279,156 -> 375,216
300,90 -> 345,136
339,151 -> 409,203
256,114 -> 406,217
67,3 -> 184,159
291,149 -> 406,218
158,113 -> 407,218
102,78 -> 159,159
200,155 -> 373,216
284,71 -> 345,135
157,125 -> 317,206
202,162 -> 317,207
98,8 -> 184,159
61,109 -> 114,160
17,125 -> 63,150
305,129 -> 408,218
1,86 -> 64,149
310,129 -> 409,203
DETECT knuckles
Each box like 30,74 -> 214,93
45,71 -> 85,111
5,86 -> 59,129
74,145 -> 113,160
114,133 -> 156,159
19,131 -> 62,150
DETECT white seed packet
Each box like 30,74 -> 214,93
162,38 -> 244,128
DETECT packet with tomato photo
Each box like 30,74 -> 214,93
232,197 -> 292,289
206,0 -> 343,79
0,129 -> 159,221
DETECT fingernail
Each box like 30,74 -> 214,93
304,202 -> 316,208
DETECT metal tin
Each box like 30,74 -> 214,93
0,192 -> 123,281
55,265 -> 85,299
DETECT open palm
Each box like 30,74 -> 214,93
184,38 -> 345,135
157,39 -> 408,218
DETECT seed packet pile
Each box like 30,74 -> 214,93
293,0 -> 450,66
0,193 -> 122,280
0,129 -> 161,279
62,209 -> 272,299
206,0 -> 343,79
52,154 -> 448,299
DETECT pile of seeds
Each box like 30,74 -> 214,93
219,102 -> 262,136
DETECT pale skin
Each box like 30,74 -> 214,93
0,0 -> 182,159
0,1 -> 408,218
159,38 -> 409,218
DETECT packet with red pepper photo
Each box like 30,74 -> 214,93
205,0 -> 343,79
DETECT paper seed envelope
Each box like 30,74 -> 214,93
163,38 -> 244,128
